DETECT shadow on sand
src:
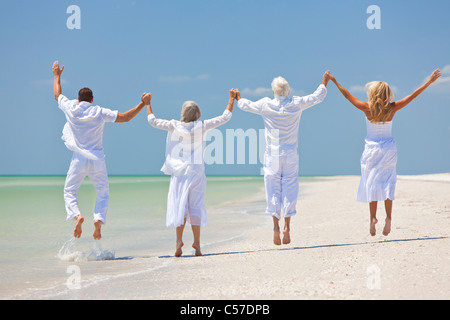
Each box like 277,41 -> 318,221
156,236 -> 448,259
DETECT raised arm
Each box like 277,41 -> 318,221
142,92 -> 153,116
143,92 -> 174,131
115,93 -> 147,123
226,88 -> 236,113
235,89 -> 267,115
392,69 -> 441,113
203,89 -> 235,131
52,61 -> 65,101
294,71 -> 330,110
329,73 -> 370,113
322,70 -> 331,87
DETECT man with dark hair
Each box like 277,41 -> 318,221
52,60 -> 150,240
78,87 -> 93,102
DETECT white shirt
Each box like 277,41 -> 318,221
237,84 -> 327,155
58,94 -> 118,160
148,110 -> 232,176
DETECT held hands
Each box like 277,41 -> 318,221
141,92 -> 152,105
52,61 -> 64,77
326,70 -> 335,82
230,88 -> 240,100
235,88 -> 241,100
320,70 -> 332,86
323,70 -> 332,84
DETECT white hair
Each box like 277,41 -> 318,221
181,101 -> 201,123
271,76 -> 290,98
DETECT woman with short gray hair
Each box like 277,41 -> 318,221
180,101 -> 201,123
144,89 -> 236,257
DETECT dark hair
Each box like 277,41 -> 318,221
78,87 -> 93,102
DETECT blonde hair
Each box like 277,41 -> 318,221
366,81 -> 394,123
180,101 -> 201,123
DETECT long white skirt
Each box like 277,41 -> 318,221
357,139 -> 397,203
166,173 -> 207,228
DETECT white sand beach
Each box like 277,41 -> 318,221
23,173 -> 448,300
143,174 -> 450,300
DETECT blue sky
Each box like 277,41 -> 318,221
0,0 -> 449,176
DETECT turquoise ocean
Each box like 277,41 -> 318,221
0,175 -> 279,299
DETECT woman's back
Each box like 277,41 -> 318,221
365,118 -> 394,142
148,110 -> 232,176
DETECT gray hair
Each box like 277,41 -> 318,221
271,76 -> 290,98
181,101 -> 201,123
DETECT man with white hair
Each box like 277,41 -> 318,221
236,71 -> 330,245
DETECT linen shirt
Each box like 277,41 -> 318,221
237,84 -> 327,155
148,110 -> 232,176
58,94 -> 118,160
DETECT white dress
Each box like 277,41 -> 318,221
148,110 -> 232,228
357,118 -> 397,203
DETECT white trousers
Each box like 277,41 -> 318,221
64,153 -> 109,223
263,152 -> 299,220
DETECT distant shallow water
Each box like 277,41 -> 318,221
0,175 -> 291,299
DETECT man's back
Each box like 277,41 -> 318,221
58,95 -> 118,160
237,84 -> 327,154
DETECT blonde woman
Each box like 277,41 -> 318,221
143,90 -> 235,256
329,69 -> 441,236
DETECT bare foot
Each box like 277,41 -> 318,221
175,241 -> 184,257
73,215 -> 84,238
282,230 -> 291,245
370,218 -> 378,236
93,220 -> 102,240
382,218 -> 391,236
273,229 -> 281,245
192,242 -> 202,256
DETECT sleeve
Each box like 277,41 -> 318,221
57,94 -> 72,112
237,98 -> 267,115
101,108 -> 119,123
147,114 -> 174,131
203,110 -> 232,131
293,84 -> 327,111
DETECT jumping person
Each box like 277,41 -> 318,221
235,72 -> 330,245
328,69 -> 441,236
144,89 -> 236,257
52,61 -> 148,240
